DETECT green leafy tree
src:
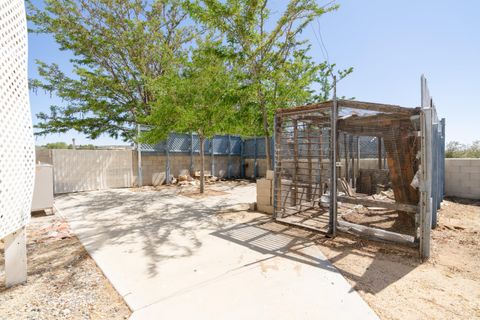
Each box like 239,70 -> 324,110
446,140 -> 480,158
27,0 -> 194,142
43,142 -> 69,149
143,40 -> 239,192
188,0 -> 350,169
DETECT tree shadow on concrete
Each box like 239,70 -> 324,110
212,216 -> 421,295
55,187 -> 250,278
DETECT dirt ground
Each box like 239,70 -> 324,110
0,213 -> 131,320
214,191 -> 480,319
0,182 -> 478,320
317,197 -> 480,320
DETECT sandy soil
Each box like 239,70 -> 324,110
0,213 -> 131,320
318,197 -> 480,320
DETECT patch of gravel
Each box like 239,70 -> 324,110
0,213 -> 131,320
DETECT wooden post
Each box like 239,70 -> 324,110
349,135 -> 354,186
344,133 -> 349,180
377,136 -> 382,169
318,129 -> 324,195
293,120 -> 299,206
274,114 -> 282,218
356,137 -> 360,188
307,124 -> 313,201
4,227 -> 27,287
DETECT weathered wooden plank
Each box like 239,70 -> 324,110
337,221 -> 416,247
307,125 -> 313,201
337,196 -> 418,213
277,100 -> 418,117
383,125 -> 420,205
337,100 -> 419,115
292,120 -> 299,206
378,136 -> 383,169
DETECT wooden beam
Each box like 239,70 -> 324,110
344,133 -> 349,181
383,126 -> 420,205
307,125 -> 313,201
276,100 -> 419,117
292,120 -> 299,206
337,221 -> 416,247
338,196 -> 418,213
377,136 -> 382,169
274,218 -> 416,247
277,101 -> 333,115
337,100 -> 419,115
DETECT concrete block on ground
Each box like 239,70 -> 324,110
256,178 -> 273,205
257,204 -> 274,214
266,170 -> 274,180
152,172 -> 166,186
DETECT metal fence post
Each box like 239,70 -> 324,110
440,118 -> 446,202
254,137 -> 258,178
190,133 -> 194,175
165,134 -> 171,185
227,135 -> 232,178
328,76 -> 338,237
240,138 -> 245,178
136,124 -> 143,187
211,136 -> 215,177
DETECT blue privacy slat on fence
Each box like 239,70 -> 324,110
140,141 -> 166,153
140,132 -> 386,159
170,133 -> 191,152
230,137 -> 242,154
140,133 -> 244,155
243,139 -> 255,157
214,136 -> 229,154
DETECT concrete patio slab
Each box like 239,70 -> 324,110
54,183 -> 379,320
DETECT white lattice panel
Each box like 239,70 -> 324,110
0,0 -> 35,239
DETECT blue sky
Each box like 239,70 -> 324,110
28,0 -> 480,146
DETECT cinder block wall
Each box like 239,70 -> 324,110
244,159 -> 268,178
35,148 -> 53,164
445,159 -> 480,199
132,152 -> 241,185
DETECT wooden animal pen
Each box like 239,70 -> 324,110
273,76 -> 444,259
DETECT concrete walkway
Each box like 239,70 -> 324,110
55,183 -> 379,320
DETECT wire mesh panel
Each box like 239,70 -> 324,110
274,108 -> 333,232
273,99 -> 429,250
335,103 -> 421,242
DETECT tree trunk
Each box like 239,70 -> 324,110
199,135 -> 205,194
